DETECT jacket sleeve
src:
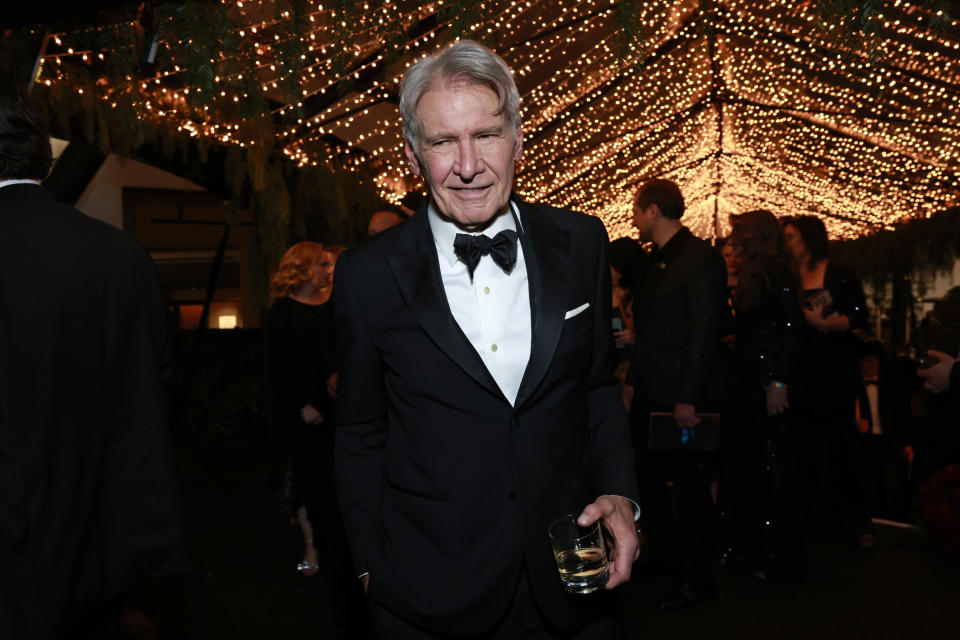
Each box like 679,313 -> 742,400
675,246 -> 726,405
584,217 -> 639,503
332,250 -> 388,577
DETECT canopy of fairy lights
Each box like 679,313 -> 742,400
31,0 -> 960,240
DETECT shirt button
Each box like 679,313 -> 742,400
483,286 -> 491,295
491,344 -> 498,352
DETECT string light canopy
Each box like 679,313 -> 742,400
31,0 -> 960,240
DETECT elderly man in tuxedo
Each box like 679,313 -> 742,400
333,40 -> 640,638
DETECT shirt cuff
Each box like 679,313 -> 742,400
357,571 -> 369,580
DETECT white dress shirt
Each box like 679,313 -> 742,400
428,201 -> 531,406
427,200 -> 642,523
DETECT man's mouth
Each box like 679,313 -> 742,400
452,185 -> 491,198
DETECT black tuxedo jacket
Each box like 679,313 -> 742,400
628,228 -> 728,412
0,184 -> 187,639
332,198 -> 638,634
856,376 -> 912,449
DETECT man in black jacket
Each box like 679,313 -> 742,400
333,40 -> 639,638
623,178 -> 728,609
0,89 -> 187,639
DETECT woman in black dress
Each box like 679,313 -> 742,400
263,242 -> 338,575
723,210 -> 806,581
782,215 -> 872,546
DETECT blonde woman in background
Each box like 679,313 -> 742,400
262,242 -> 338,575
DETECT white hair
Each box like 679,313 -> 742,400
399,40 -> 521,149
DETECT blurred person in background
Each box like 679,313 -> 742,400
781,215 -> 872,547
854,341 -> 913,522
0,88 -> 187,640
625,178 -> 729,609
367,207 -> 407,238
720,210 -> 806,582
263,242 -> 338,577
608,237 -> 645,383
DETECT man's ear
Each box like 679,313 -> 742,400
404,141 -> 422,176
513,127 -> 524,162
647,203 -> 662,221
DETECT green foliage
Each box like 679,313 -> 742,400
920,285 -> 960,354
613,0 -> 649,61
13,0 -> 952,313
441,0 -> 485,42
816,0 -> 958,56
832,208 -> 960,292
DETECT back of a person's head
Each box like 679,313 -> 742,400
608,237 -> 645,282
635,179 -> 684,220
0,88 -> 53,181
367,208 -> 407,236
791,214 -> 830,263
730,209 -> 785,260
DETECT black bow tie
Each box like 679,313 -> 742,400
453,229 -> 519,280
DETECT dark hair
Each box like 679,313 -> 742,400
729,210 -> 798,310
608,237 -> 645,290
635,178 -> 684,220
784,215 -> 829,265
0,89 -> 53,180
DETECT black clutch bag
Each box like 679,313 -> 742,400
647,412 -> 721,452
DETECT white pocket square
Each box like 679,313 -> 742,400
564,302 -> 590,320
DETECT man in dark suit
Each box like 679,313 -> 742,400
854,341 -> 913,521
623,179 -> 727,609
333,40 -> 639,638
0,89 -> 187,639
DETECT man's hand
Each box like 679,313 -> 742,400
919,350 -> 956,394
326,371 -> 340,399
765,383 -> 790,416
614,328 -> 635,347
621,384 -> 634,412
902,445 -> 915,464
674,402 -> 700,428
578,495 -> 639,590
361,574 -> 369,595
300,404 -> 323,425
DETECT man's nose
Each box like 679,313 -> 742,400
454,141 -> 482,180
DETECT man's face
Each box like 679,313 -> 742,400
405,81 -> 522,231
632,201 -> 657,242
859,355 -> 880,380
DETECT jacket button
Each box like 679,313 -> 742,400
507,490 -> 517,501
510,417 -> 519,431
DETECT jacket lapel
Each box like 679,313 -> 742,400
385,208 -> 505,401
514,199 -> 571,409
